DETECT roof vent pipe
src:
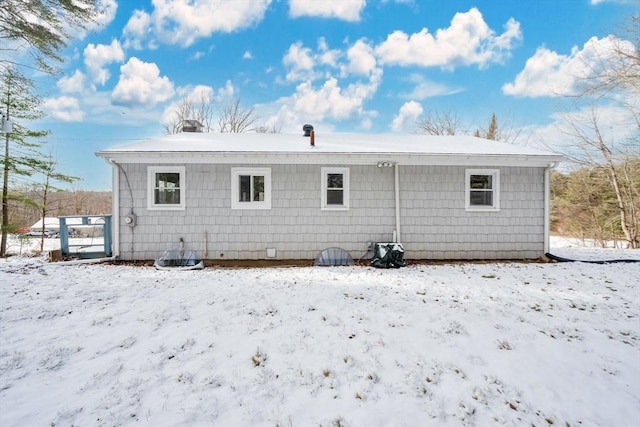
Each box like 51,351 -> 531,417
303,124 -> 314,137
310,130 -> 315,147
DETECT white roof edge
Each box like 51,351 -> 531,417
96,151 -> 563,167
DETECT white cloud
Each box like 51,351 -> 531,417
83,40 -> 125,86
122,10 -> 153,50
402,75 -> 463,100
276,37 -> 385,129
112,57 -> 175,107
288,0 -> 365,21
345,39 -> 377,76
57,70 -> 87,94
391,101 -> 423,132
283,38 -> 380,83
190,51 -> 205,61
502,36 -> 636,98
42,96 -> 85,122
283,42 -> 317,82
317,37 -> 341,67
375,8 -> 521,69
243,51 -> 253,60
289,68 -> 382,122
124,0 -> 272,48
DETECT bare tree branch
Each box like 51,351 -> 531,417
218,98 -> 260,133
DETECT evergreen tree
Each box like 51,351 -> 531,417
0,0 -> 99,74
485,113 -> 498,140
1,68 -> 48,256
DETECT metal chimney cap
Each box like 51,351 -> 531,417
302,124 -> 314,137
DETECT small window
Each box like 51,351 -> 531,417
465,169 -> 499,211
147,166 -> 185,210
321,167 -> 349,210
231,168 -> 271,210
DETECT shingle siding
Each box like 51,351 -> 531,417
116,163 -> 545,261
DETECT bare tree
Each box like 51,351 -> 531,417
218,98 -> 260,133
162,92 -> 217,134
415,110 -> 523,143
35,154 -> 79,252
414,110 -> 469,135
576,16 -> 640,101
555,15 -> 640,248
162,95 -> 260,134
255,121 -> 283,134
560,106 -> 639,248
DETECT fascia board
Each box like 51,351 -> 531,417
96,151 -> 563,167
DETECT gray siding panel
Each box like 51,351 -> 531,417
116,163 -> 545,261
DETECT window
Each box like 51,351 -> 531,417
321,167 -> 349,210
465,169 -> 500,211
147,166 -> 185,210
231,168 -> 271,210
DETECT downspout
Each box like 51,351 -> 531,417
394,162 -> 401,243
543,162 -> 558,255
107,158 -> 120,258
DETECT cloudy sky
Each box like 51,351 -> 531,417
31,0 -> 638,190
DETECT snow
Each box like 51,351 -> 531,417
1,238 -> 638,426
96,132 -> 562,158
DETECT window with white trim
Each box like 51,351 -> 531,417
321,167 -> 349,210
147,166 -> 185,210
231,168 -> 271,210
465,169 -> 500,211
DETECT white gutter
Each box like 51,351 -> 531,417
96,151 -> 564,168
394,163 -> 401,244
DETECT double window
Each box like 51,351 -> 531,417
465,169 -> 500,211
321,167 -> 349,210
231,168 -> 272,210
147,166 -> 185,210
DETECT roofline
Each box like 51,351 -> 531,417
96,151 -> 563,167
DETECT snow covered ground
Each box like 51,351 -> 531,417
0,237 -> 638,426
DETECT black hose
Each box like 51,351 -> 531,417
545,252 -> 640,264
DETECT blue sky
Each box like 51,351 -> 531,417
28,0 -> 638,190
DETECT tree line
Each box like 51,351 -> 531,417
7,188 -> 111,228
551,159 -> 639,247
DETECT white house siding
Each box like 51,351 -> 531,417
115,163 -> 545,261
400,166 -> 545,260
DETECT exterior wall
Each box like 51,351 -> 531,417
115,163 -> 545,261
117,163 -> 396,261
400,166 -> 545,260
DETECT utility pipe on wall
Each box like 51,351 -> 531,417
543,162 -> 558,255
394,162 -> 401,243
107,158 -> 120,258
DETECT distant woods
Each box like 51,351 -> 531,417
414,111 -> 521,143
551,160 -> 640,248
5,189 -> 111,230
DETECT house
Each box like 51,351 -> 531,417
95,129 -> 563,262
